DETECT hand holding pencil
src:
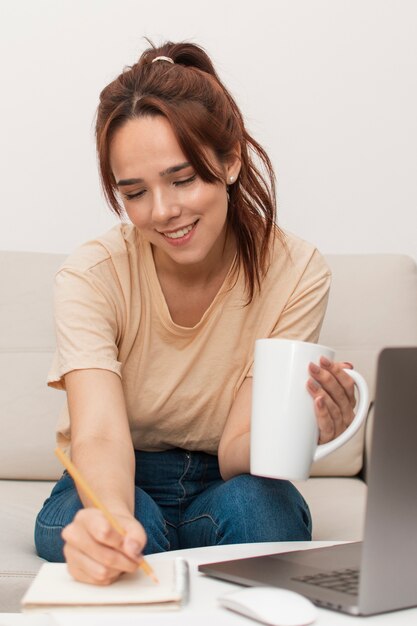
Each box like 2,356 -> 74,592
55,447 -> 158,585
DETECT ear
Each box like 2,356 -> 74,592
225,144 -> 242,183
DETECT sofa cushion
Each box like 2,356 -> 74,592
0,251 -> 65,350
0,479 -> 53,612
0,352 -> 64,479
294,477 -> 367,541
0,251 -> 66,480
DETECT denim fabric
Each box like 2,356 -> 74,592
35,448 -> 312,561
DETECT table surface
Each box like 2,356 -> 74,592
2,541 -> 417,626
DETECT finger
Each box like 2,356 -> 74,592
123,535 -> 146,561
309,361 -> 352,417
64,544 -> 123,585
314,395 -> 335,444
120,517 -> 148,559
62,517 -> 141,575
63,534 -> 140,583
69,509 -> 125,551
311,361 -> 355,431
320,358 -> 356,411
307,379 -> 345,438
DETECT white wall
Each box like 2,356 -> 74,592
1,0 -> 416,261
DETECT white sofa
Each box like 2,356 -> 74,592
1,250 -> 417,612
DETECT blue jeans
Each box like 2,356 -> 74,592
35,448 -> 312,561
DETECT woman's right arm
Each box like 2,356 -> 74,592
60,368 -> 147,585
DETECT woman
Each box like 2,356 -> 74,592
35,41 -> 356,585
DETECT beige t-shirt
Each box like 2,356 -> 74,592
48,224 -> 331,454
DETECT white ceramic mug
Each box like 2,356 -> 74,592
250,339 -> 369,481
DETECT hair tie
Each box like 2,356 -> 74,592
152,56 -> 174,64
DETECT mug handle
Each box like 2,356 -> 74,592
314,369 -> 369,462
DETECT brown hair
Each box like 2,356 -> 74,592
96,40 -> 280,303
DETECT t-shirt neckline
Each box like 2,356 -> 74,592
137,230 -> 237,335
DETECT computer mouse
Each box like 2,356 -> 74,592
219,586 -> 318,626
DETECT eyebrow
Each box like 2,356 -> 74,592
116,162 -> 192,186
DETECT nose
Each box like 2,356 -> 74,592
151,188 -> 181,224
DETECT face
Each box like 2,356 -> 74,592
110,115 -> 240,274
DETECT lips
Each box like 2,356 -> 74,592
158,220 -> 198,240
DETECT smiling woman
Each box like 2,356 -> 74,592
96,43 -> 277,301
34,41 -> 355,586
110,115 -> 236,281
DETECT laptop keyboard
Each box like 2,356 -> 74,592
292,567 -> 360,595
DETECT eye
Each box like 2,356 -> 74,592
123,189 -> 146,200
173,174 -> 197,187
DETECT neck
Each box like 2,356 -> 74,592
152,230 -> 236,288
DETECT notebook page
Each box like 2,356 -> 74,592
22,559 -> 185,607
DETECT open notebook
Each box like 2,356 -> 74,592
21,558 -> 189,613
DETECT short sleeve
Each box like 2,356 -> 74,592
47,267 -> 122,390
270,249 -> 331,342
246,249 -> 331,378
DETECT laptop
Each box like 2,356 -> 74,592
199,347 -> 417,616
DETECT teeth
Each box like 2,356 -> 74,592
163,222 -> 195,239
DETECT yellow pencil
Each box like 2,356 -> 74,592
54,447 -> 158,584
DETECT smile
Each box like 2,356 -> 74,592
159,220 -> 198,240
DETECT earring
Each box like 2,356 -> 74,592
229,176 -> 234,183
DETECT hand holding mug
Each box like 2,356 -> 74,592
250,339 -> 369,481
307,356 -> 357,445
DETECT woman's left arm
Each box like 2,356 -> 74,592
218,361 -> 357,481
218,248 -> 356,480
274,251 -> 357,445
217,377 -> 252,481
